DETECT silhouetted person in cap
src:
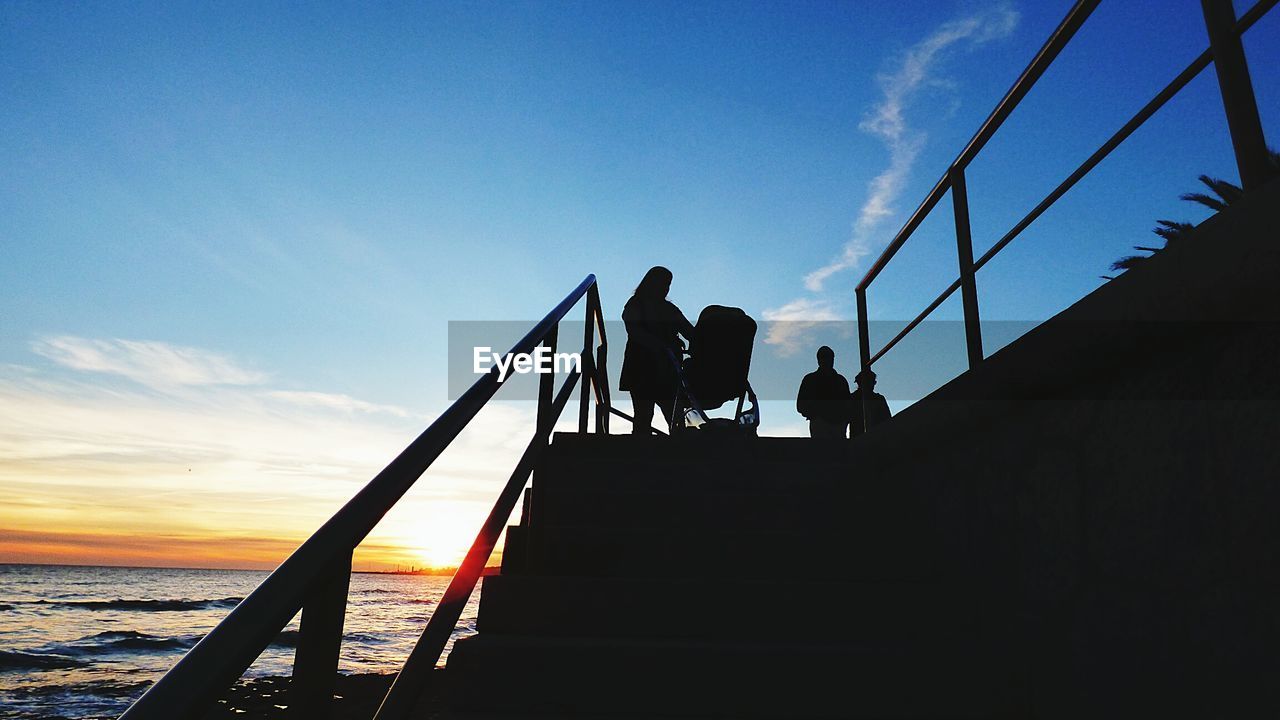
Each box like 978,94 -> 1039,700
620,266 -> 695,434
797,346 -> 850,439
849,369 -> 891,437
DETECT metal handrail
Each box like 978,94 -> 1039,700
120,274 -> 613,720
854,0 -> 1275,420
373,369 -> 581,718
856,0 -> 1100,294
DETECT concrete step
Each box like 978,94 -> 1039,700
428,709 -> 734,720
534,455 -> 857,494
526,469 -> 944,531
444,634 -> 1024,718
528,485 -> 855,532
476,574 -> 1013,646
514,523 -> 986,581
546,433 -> 857,466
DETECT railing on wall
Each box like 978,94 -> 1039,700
853,0 -> 1276,431
120,274 -> 613,720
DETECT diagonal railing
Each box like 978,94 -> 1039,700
120,274 -> 613,720
853,0 -> 1276,432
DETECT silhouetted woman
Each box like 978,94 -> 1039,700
620,266 -> 695,434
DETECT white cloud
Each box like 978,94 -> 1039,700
761,298 -> 841,355
762,3 -> 1020,356
32,336 -> 267,389
806,3 -> 1019,292
0,338 -> 540,566
0,368 -> 408,484
267,390 -> 411,417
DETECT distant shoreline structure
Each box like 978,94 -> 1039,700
0,561 -> 501,576
354,566 -> 502,577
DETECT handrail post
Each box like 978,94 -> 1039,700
118,275 -> 600,720
537,325 -> 558,434
595,341 -> 609,433
579,291 -> 595,434
1201,0 -> 1271,190
949,165 -> 984,369
290,551 -> 352,718
588,283 -> 610,434
855,288 -> 872,435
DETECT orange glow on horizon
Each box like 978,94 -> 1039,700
396,512 -> 481,570
0,527 -> 488,573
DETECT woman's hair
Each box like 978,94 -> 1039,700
634,266 -> 673,299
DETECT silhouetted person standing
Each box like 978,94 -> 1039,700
797,346 -> 850,439
620,266 -> 695,434
849,369 -> 891,437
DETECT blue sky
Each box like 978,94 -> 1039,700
2,0 -> 1277,567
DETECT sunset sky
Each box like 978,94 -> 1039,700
2,0 -> 1276,570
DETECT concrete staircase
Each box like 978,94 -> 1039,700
439,435 -> 1025,718
421,179 -> 1280,719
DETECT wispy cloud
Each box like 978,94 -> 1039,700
761,298 -> 841,356
763,3 -> 1020,352
2,337 -> 539,569
267,390 -> 410,417
32,336 -> 267,389
806,3 -> 1019,293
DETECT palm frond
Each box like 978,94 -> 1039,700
1179,192 -> 1228,212
1109,160 -> 1262,278
1197,174 -> 1243,206
1111,255 -> 1149,272
1153,220 -> 1194,245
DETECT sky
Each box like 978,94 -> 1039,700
2,0 -> 1277,570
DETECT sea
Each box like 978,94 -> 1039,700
0,564 -> 481,720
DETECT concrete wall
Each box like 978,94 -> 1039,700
847,178 -> 1280,718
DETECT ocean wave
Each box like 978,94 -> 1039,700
266,630 -> 390,649
31,596 -> 243,611
0,650 -> 88,671
5,677 -> 152,699
58,630 -> 199,655
2,677 -> 153,720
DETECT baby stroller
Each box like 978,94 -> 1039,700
668,305 -> 760,435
